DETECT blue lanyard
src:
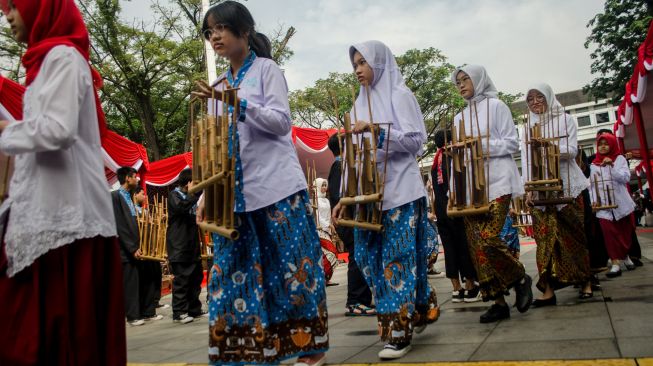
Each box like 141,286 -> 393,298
226,51 -> 256,88
119,188 -> 136,217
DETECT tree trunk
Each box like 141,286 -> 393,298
136,94 -> 161,161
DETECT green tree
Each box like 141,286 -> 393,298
585,0 -> 653,102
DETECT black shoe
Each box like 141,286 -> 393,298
464,286 -> 482,303
513,274 -> 533,313
479,303 -> 510,323
532,295 -> 557,308
632,258 -> 644,267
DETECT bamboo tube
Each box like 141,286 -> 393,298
199,222 -> 239,240
336,219 -> 382,232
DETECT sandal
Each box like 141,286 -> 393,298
578,292 -> 593,299
345,304 -> 377,316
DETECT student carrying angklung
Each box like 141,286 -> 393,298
333,40 -> 439,360
451,65 -> 533,323
194,2 -> 328,366
589,133 -> 636,278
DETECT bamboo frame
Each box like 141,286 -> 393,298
524,104 -> 574,205
511,197 -> 532,228
444,100 -> 491,217
0,153 -> 13,204
188,83 -> 240,240
590,165 -> 619,212
335,85 -> 390,232
137,194 -> 168,262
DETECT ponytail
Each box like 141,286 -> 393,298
248,32 -> 272,59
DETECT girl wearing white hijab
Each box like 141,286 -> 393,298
521,83 -> 590,307
332,40 -> 439,360
313,178 -> 338,283
451,65 -> 533,324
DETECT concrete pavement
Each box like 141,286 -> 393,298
126,229 -> 653,365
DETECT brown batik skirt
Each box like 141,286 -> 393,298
531,195 -> 591,292
463,195 -> 526,300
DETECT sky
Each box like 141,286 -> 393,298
121,0 -> 606,97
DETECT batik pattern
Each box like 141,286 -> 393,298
355,197 -> 439,344
463,195 -> 526,300
531,195 -> 590,291
426,220 -> 440,268
208,191 -> 328,365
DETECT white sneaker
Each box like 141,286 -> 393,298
378,343 -> 412,359
128,319 -> 145,326
145,314 -> 164,321
451,290 -> 464,303
173,314 -> 194,324
624,257 -> 636,270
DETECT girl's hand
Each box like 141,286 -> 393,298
331,201 -> 343,225
525,192 -> 534,207
0,120 -> 10,132
427,212 -> 436,222
353,120 -> 371,134
601,157 -> 614,167
196,195 -> 205,224
192,80 -> 240,108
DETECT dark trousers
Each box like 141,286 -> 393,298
437,216 -> 477,281
341,227 -> 372,307
170,261 -> 203,318
630,229 -> 642,259
123,261 -> 159,321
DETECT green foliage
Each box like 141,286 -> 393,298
289,48 -> 464,159
497,91 -> 525,123
584,0 -> 653,102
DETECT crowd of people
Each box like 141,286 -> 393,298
0,1 -> 646,366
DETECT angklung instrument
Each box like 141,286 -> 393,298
523,105 -> 574,206
188,81 -> 239,240
511,197 -> 532,228
336,85 -> 390,232
137,194 -> 168,262
444,99 -> 491,217
590,165 -> 618,212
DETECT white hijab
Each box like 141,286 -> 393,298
314,178 -> 328,199
451,64 -> 498,103
527,82 -> 565,122
349,40 -> 426,137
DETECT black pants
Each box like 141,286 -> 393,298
630,230 -> 642,259
122,261 -> 159,321
170,261 -> 203,318
139,261 -> 160,317
437,216 -> 477,281
340,227 -> 372,307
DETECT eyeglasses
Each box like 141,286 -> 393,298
203,23 -> 229,39
526,94 -> 546,104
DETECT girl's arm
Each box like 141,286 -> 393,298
0,47 -> 84,154
486,102 -> 519,156
559,114 -> 579,160
383,91 -> 426,156
239,62 -> 292,136
611,155 -> 631,184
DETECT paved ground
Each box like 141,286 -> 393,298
126,229 -> 653,365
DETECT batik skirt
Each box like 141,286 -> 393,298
531,195 -> 591,291
426,220 -> 440,268
355,197 -> 439,345
208,190 -> 329,365
463,195 -> 526,300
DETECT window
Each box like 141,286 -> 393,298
577,115 -> 591,127
614,110 -> 619,121
573,107 -> 590,114
596,112 -> 611,124
582,145 -> 594,158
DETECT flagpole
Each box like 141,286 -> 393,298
201,0 -> 217,82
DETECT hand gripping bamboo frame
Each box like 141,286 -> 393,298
188,84 -> 239,241
524,106 -> 574,206
444,100 -> 491,217
137,195 -> 168,262
306,161 -> 319,226
590,166 -> 618,212
0,153 -> 13,204
336,86 -> 390,232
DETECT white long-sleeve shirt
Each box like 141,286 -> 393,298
589,155 -> 635,221
211,57 -> 306,212
519,112 -> 589,210
0,45 -> 116,277
451,97 -> 524,205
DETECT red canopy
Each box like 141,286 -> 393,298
614,19 -> 653,188
101,129 -> 149,186
143,126 -> 339,187
145,152 -> 192,187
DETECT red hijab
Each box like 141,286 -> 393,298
2,0 -> 107,137
592,133 -> 621,166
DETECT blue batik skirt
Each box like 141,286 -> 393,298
208,190 -> 329,365
354,197 -> 439,344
